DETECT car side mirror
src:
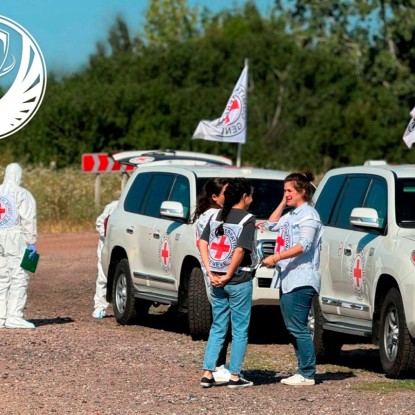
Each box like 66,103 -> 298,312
350,207 -> 382,229
160,201 -> 186,219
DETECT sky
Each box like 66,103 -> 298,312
0,0 -> 275,76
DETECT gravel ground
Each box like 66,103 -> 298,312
0,232 -> 414,415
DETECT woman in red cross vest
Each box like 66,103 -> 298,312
198,177 -> 257,389
192,178 -> 232,383
262,171 -> 323,387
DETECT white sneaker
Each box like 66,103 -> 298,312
213,365 -> 231,383
5,318 -> 35,329
92,309 -> 106,319
280,374 -> 315,386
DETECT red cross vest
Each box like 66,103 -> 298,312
0,194 -> 17,229
273,218 -> 292,270
208,212 -> 255,273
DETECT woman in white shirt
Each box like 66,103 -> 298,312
262,171 -> 323,387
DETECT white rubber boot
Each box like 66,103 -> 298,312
6,317 -> 35,329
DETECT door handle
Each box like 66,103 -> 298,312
153,233 -> 160,239
344,248 -> 352,256
126,228 -> 134,234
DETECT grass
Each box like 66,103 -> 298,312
353,380 -> 415,392
0,166 -> 124,233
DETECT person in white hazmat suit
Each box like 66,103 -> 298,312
0,163 -> 37,329
92,200 -> 118,319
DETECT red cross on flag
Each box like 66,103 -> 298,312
192,64 -> 248,144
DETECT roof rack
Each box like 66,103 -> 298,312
110,149 -> 233,167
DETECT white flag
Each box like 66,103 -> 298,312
193,65 -> 248,144
403,106 -> 415,149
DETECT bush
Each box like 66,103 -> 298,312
0,166 -> 123,232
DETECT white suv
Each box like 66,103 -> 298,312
101,164 -> 287,338
312,164 -> 415,377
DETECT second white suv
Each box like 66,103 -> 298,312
312,164 -> 415,378
101,164 -> 287,339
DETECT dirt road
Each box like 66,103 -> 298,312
0,232 -> 413,415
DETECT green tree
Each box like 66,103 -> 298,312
143,0 -> 199,47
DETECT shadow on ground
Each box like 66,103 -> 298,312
31,317 -> 75,327
137,304 -> 289,344
326,347 -> 384,374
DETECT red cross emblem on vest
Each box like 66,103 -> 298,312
353,258 -> 363,288
0,203 -> 5,219
275,235 -> 285,253
210,235 -> 231,259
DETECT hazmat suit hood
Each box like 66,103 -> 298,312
3,163 -> 23,187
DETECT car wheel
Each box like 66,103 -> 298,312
379,287 -> 415,378
311,295 -> 343,361
112,258 -> 136,325
188,266 -> 212,340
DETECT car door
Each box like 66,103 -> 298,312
340,177 -> 387,320
316,175 -> 371,317
121,171 -> 154,292
135,172 -> 177,295
140,173 -> 191,298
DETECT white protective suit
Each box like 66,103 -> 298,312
92,200 -> 118,318
0,163 -> 37,329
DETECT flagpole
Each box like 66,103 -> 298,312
236,58 -> 248,167
236,143 -> 242,167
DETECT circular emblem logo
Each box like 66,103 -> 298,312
274,222 -> 290,254
0,16 -> 47,139
0,196 -> 13,227
129,156 -> 155,165
217,85 -> 246,138
159,234 -> 172,275
209,227 -> 238,269
350,249 -> 365,300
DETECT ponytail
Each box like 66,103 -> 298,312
215,178 -> 253,236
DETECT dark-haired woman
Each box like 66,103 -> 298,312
198,178 -> 257,389
193,177 -> 231,383
262,171 -> 323,386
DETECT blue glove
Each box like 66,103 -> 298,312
27,244 -> 37,260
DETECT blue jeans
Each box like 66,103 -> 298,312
280,286 -> 316,379
203,280 -> 252,375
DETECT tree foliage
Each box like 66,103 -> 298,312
2,0 -> 415,172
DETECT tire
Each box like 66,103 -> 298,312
112,259 -> 136,325
310,295 -> 343,362
188,266 -> 212,340
379,287 -> 415,378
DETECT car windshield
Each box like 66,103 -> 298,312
196,178 -> 284,220
396,179 -> 415,228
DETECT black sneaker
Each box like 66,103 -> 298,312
227,376 -> 253,389
200,376 -> 216,388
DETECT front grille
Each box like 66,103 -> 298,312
257,239 -> 275,259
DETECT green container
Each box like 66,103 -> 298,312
20,249 -> 40,273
